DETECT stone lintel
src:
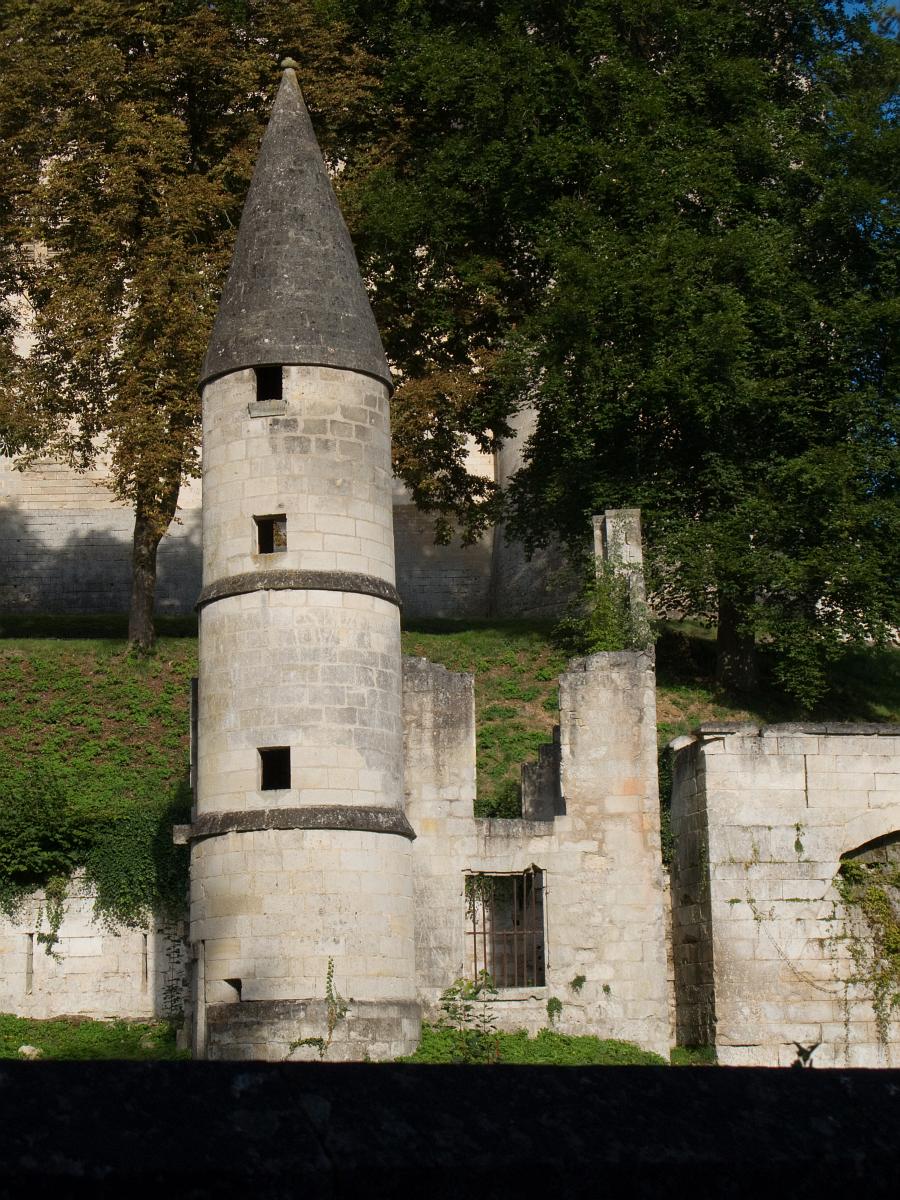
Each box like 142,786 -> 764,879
177,805 -> 416,843
696,721 -> 900,738
196,569 -> 401,610
206,997 -> 421,1026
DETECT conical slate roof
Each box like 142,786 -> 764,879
199,67 -> 391,390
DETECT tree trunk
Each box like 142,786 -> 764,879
128,505 -> 164,651
715,595 -> 759,695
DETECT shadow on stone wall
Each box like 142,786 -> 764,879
0,502 -> 201,616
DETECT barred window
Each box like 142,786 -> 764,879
465,868 -> 546,988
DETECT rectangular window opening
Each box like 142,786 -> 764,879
260,746 -> 291,791
465,868 -> 546,988
255,365 -> 283,403
25,933 -> 33,996
255,514 -> 287,554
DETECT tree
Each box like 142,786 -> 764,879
340,0 -> 900,703
0,0 -> 379,647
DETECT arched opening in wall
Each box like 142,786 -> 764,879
836,831 -> 900,1044
464,868 -> 546,988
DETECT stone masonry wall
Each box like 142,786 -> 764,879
403,650 -> 670,1057
0,874 -> 187,1021
0,458 -> 201,615
671,723 -> 900,1067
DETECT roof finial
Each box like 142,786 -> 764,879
280,57 -> 299,71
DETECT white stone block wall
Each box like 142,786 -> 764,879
671,724 -> 900,1067
404,650 -> 671,1058
197,589 -> 403,813
0,874 -> 187,1021
190,828 -> 415,1009
201,366 -> 395,584
0,458 -> 201,615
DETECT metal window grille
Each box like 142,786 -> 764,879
466,869 -> 546,988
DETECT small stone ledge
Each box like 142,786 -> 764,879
175,806 -> 416,843
697,721 -> 900,738
474,817 -> 556,837
196,569 -> 402,610
565,648 -> 655,673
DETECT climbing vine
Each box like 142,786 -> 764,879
0,763 -> 190,937
290,957 -> 349,1059
834,859 -> 900,1046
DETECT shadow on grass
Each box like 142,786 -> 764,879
655,621 -> 900,727
0,613 -> 198,640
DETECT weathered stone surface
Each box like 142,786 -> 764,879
199,69 -> 391,391
0,872 -> 187,1021
672,727 -> 900,1066
182,805 -> 416,842
404,651 -> 671,1058
197,568 -> 402,610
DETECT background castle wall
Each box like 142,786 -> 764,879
0,408 -> 569,622
0,457 -> 201,615
403,650 -> 671,1058
670,724 -> 900,1067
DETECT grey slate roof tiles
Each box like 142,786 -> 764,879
200,68 -> 391,391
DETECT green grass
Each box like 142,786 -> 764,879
400,1023 -> 668,1065
670,1044 -> 718,1067
0,614 -> 896,827
0,1013 -> 185,1060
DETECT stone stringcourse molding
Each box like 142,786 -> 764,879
173,805 -> 416,845
196,569 -> 402,610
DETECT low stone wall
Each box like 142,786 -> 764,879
671,722 -> 900,1067
403,651 -> 671,1058
0,874 -> 187,1021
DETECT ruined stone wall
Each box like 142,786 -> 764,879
671,723 -> 900,1067
0,874 -> 187,1021
404,650 -> 670,1058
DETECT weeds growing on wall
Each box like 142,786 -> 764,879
554,562 -> 654,658
834,859 -> 900,1045
401,1023 -> 668,1066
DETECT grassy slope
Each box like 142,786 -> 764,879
1,613 -> 897,822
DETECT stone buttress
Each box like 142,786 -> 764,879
187,65 -> 419,1060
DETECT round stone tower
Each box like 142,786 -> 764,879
188,65 -> 419,1060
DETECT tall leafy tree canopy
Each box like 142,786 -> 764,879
0,0 -> 378,645
338,0 -> 900,703
0,1 -> 896,701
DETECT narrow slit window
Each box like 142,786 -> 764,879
255,515 -> 287,554
465,868 -> 546,988
260,747 -> 291,791
255,365 -> 283,402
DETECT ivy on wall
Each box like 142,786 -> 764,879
0,763 -> 190,935
835,856 -> 900,1045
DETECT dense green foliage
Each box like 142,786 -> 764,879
0,1014 -> 184,1060
0,635 -> 194,924
1,1 -> 896,685
339,0 -> 900,705
0,0 -> 380,645
402,1023 -> 668,1065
